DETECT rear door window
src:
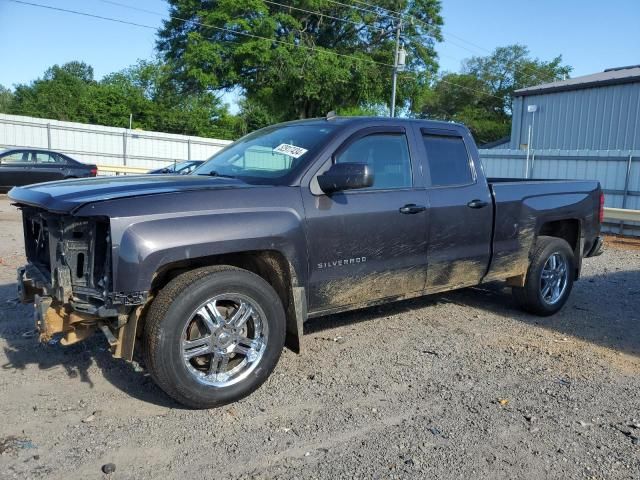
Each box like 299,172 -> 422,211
34,152 -> 62,164
422,134 -> 473,187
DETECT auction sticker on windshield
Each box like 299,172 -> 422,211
273,144 -> 308,158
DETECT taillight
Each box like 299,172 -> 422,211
599,192 -> 605,223
90,168 -> 98,177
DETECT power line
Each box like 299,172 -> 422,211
114,0 -> 402,66
400,70 -> 503,100
324,0 -> 392,19
7,0 -> 395,68
338,0 -> 561,85
4,0 -> 505,102
262,0 -> 389,35
99,0 -> 398,66
6,0 -> 157,30
348,0 -> 491,52
101,0 -> 507,101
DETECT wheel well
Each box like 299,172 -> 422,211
149,250 -> 302,352
538,219 -> 581,278
539,219 -> 580,252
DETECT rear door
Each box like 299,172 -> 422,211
0,150 -> 33,188
301,126 -> 429,313
417,126 -> 493,292
32,151 -> 66,183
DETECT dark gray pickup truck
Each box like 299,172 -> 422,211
9,117 -> 604,408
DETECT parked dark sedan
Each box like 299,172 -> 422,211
0,148 -> 97,191
148,160 -> 204,175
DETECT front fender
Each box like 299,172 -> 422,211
111,208 -> 307,293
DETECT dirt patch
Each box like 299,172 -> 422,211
605,234 -> 640,251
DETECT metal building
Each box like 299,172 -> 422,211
510,65 -> 640,151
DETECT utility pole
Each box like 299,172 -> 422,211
390,19 -> 404,118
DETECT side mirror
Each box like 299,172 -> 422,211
317,163 -> 374,195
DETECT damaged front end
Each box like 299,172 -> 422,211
17,207 -> 142,360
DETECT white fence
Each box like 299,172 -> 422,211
1,114 -> 637,235
0,113 -> 231,172
479,148 -> 640,236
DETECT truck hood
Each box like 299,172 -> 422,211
8,174 -> 251,214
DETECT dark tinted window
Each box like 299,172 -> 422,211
336,133 -> 412,189
423,134 -> 473,186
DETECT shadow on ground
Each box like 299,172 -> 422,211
0,283 -> 183,409
0,268 -> 638,407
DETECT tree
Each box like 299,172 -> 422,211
157,0 -> 443,120
416,45 -> 572,144
463,44 -> 571,115
9,60 -> 240,139
11,61 -> 95,122
0,85 -> 14,113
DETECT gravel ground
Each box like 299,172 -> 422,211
0,195 -> 639,479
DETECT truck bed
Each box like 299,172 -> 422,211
484,178 -> 602,283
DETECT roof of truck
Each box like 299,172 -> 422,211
278,116 -> 466,129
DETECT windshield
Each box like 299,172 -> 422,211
194,123 -> 337,184
166,161 -> 194,172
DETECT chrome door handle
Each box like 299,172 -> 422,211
399,204 -> 426,214
467,199 -> 489,209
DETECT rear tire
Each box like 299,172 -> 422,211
143,265 -> 286,408
512,236 -> 575,316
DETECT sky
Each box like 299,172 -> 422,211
1,0 -> 639,112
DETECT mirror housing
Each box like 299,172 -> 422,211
317,163 -> 374,194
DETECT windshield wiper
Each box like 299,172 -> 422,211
197,171 -> 236,179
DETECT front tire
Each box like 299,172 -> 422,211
512,236 -> 575,316
143,266 -> 286,408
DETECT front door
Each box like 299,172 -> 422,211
417,127 -> 493,292
302,127 -> 429,313
0,150 -> 33,188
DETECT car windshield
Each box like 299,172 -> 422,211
194,123 -> 337,184
170,161 -> 194,171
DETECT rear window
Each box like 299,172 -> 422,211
423,134 -> 473,186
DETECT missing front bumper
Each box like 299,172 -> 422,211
19,266 -> 145,361
34,294 -> 98,345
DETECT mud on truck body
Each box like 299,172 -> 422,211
10,117 -> 604,408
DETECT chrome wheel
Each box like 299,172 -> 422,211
181,294 -> 268,387
539,252 -> 568,305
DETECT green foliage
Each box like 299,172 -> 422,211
158,0 -> 443,120
0,85 -> 14,113
336,104 -> 389,117
416,45 -> 572,144
11,61 -> 95,122
8,60 -> 240,139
